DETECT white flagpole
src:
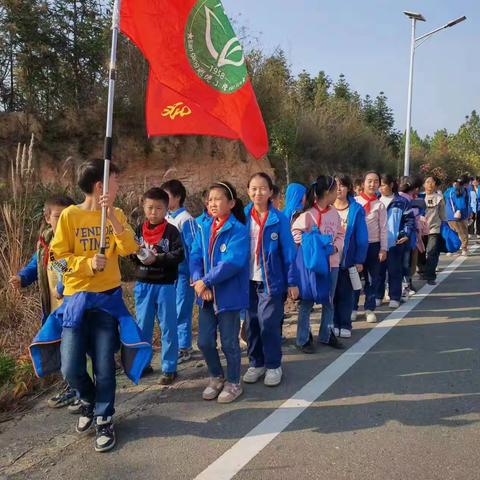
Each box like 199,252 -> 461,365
100,0 -> 121,254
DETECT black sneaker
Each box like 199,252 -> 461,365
298,332 -> 316,354
141,365 -> 154,378
427,279 -> 437,286
325,331 -> 345,350
76,401 -> 94,433
68,398 -> 82,414
178,349 -> 192,364
95,417 -> 116,453
47,385 -> 76,408
159,372 -> 177,385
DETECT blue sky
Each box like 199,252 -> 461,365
223,0 -> 479,137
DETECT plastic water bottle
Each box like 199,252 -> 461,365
348,266 -> 362,291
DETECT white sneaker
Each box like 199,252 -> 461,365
375,299 -> 382,307
243,366 -> 266,384
446,252 -> 452,257
333,327 -> 340,337
461,250 -> 469,256
340,329 -> 351,338
365,310 -> 377,323
351,311 -> 358,322
264,367 -> 282,387
389,300 -> 400,309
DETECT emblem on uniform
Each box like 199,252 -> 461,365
271,232 -> 278,241
220,243 -> 227,253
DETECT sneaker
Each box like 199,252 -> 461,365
325,332 -> 344,349
365,310 -> 377,323
351,311 -> 358,322
388,300 -> 400,309
264,367 -> 282,387
243,366 -> 266,384
76,401 -> 94,433
47,385 -> 76,408
446,252 -> 452,257
95,417 -> 116,453
217,382 -> 243,403
178,349 -> 192,364
159,372 -> 177,385
333,327 -> 340,337
297,332 -> 316,354
375,299 -> 382,307
68,398 -> 82,414
461,249 -> 469,256
427,279 -> 437,286
339,329 -> 351,338
141,365 -> 154,378
202,377 -> 225,400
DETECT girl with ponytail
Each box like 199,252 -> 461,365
189,181 -> 249,403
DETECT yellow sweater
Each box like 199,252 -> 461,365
50,205 -> 138,295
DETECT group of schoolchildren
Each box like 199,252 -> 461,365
9,158 -> 479,453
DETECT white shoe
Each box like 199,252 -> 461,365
264,367 -> 282,387
375,299 -> 382,307
389,300 -> 400,309
365,310 -> 377,323
340,329 -> 351,338
333,327 -> 340,337
351,311 -> 358,322
446,252 -> 452,257
461,250 -> 469,256
243,366 -> 266,384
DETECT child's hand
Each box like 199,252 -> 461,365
288,286 -> 299,301
396,237 -> 409,245
202,289 -> 213,301
379,250 -> 387,262
355,264 -> 363,273
193,280 -> 207,297
9,275 -> 21,290
92,254 -> 107,272
55,292 -> 64,300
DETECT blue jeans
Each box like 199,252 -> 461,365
134,282 -> 178,374
333,268 -> 354,330
354,242 -> 381,311
197,303 -> 241,384
377,243 -> 405,302
247,281 -> 284,369
297,268 -> 339,345
175,272 -> 195,350
61,309 -> 119,418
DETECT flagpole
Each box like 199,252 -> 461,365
100,0 -> 121,255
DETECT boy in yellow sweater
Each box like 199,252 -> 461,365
50,159 -> 139,453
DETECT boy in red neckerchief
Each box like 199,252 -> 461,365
132,188 -> 184,385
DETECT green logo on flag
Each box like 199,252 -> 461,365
185,0 -> 247,93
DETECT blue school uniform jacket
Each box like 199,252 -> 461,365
283,183 -> 306,223
190,213 -> 249,313
29,289 -> 152,384
385,195 -> 416,250
340,197 -> 369,269
245,203 -> 298,296
444,186 -> 471,221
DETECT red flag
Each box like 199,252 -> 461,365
120,0 -> 269,159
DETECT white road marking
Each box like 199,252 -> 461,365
439,348 -> 475,354
194,247 -> 477,480
398,369 -> 471,377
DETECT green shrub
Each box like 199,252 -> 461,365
0,350 -> 16,387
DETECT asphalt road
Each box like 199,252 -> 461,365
2,246 -> 479,480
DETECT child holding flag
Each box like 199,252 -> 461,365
190,181 -> 249,403
243,173 -> 298,387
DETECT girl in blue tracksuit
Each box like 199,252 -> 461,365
283,183 -> 307,223
377,174 -> 415,307
444,175 -> 472,254
243,173 -> 299,388
332,175 -> 368,337
190,181 -> 249,404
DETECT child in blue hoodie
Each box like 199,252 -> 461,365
445,175 -> 473,255
332,175 -> 368,337
190,181 -> 249,404
283,183 -> 306,223
243,173 -> 299,388
377,174 -> 415,307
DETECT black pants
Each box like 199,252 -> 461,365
418,234 -> 440,281
468,213 -> 479,235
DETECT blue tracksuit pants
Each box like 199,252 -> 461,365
175,272 -> 195,350
377,243 -> 406,302
134,282 -> 178,374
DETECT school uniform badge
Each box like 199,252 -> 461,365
220,243 -> 227,253
271,233 -> 278,241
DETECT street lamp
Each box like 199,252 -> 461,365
403,12 -> 466,176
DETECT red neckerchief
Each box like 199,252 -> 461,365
313,204 -> 330,229
38,235 -> 50,268
142,220 -> 167,245
209,217 -> 228,256
250,207 -> 269,263
360,192 -> 377,215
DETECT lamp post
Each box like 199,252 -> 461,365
403,12 -> 466,176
